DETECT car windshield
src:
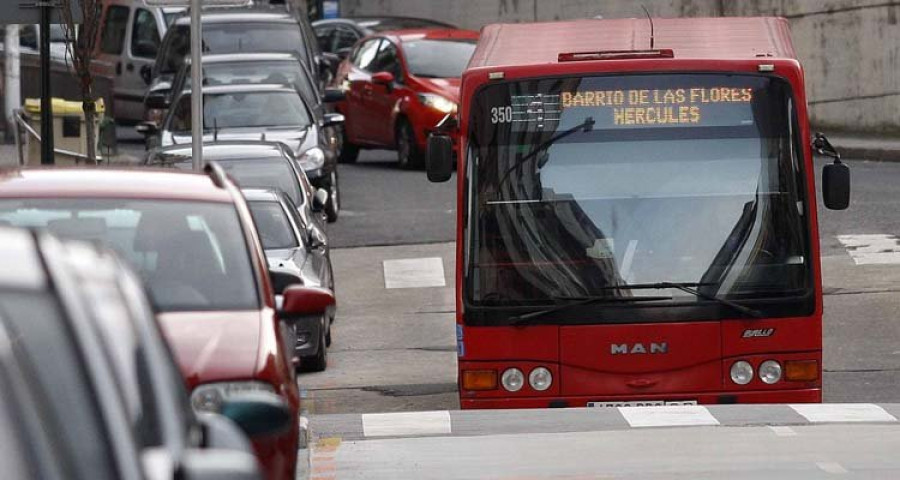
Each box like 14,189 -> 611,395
247,201 -> 298,250
170,91 -> 312,131
203,22 -> 307,63
0,200 -> 259,312
466,73 -> 811,323
361,18 -> 454,32
179,158 -> 305,206
195,61 -> 313,95
404,39 -> 476,78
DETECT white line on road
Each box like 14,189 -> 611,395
790,403 -> 898,423
816,462 -> 849,474
836,234 -> 900,265
618,405 -> 720,428
362,410 -> 452,437
383,257 -> 446,289
769,426 -> 797,437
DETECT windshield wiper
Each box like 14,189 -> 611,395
509,294 -> 672,326
494,116 -> 595,192
608,282 -> 763,318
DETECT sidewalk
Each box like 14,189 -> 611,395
828,131 -> 900,162
0,141 -> 143,167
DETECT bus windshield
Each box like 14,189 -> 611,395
466,73 -> 812,324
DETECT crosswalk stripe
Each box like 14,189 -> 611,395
790,403 -> 898,423
383,257 -> 446,289
836,234 -> 900,265
618,405 -> 720,428
362,410 -> 452,437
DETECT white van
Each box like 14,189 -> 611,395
91,0 -> 185,123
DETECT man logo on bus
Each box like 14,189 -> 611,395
611,343 -> 668,355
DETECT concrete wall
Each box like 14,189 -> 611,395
339,0 -> 900,133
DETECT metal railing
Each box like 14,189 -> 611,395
12,108 -> 100,165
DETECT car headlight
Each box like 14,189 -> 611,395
730,361 -> 754,385
418,93 -> 456,114
190,381 -> 278,414
297,147 -> 325,171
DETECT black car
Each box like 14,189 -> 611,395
313,16 -> 457,58
148,85 -> 343,221
147,140 -> 334,226
142,6 -> 335,122
0,227 -> 280,480
243,188 -> 335,372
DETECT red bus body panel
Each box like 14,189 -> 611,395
454,18 -> 823,408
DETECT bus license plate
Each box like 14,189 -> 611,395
587,400 -> 698,407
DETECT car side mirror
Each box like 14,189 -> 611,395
372,71 -> 395,86
177,449 -> 262,480
269,268 -> 303,296
220,391 -> 292,438
323,112 -> 344,127
426,134 -> 453,183
280,285 -> 335,317
312,188 -> 328,212
307,227 -> 327,250
145,92 -> 170,110
813,132 -> 850,210
135,121 -> 160,136
140,64 -> 153,86
322,88 -> 346,103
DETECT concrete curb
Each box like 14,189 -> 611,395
837,144 -> 900,163
296,415 -> 311,480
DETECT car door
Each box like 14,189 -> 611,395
343,38 -> 382,144
364,39 -> 406,146
92,3 -> 131,120
123,8 -> 163,119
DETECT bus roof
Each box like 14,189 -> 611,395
468,17 -> 796,69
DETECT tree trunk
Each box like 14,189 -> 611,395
83,98 -> 96,164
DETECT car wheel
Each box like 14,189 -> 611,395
304,326 -> 327,372
396,119 -> 422,170
325,170 -> 339,223
338,130 -> 359,163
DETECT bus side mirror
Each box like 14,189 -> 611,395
426,134 -> 453,183
814,132 -> 850,211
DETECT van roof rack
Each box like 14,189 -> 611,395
558,49 -> 674,62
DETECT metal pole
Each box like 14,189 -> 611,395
190,0 -> 203,171
40,4 -> 54,164
5,25 -> 21,144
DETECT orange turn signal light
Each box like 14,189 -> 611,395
784,360 -> 819,382
462,370 -> 498,391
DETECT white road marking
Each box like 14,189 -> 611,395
816,462 -> 849,474
836,234 -> 900,265
383,257 -> 446,289
362,410 -> 452,437
769,426 -> 797,437
618,405 -> 720,428
790,403 -> 898,423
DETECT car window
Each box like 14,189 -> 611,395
370,39 -> 402,78
282,195 -> 309,248
0,291 -> 118,480
206,158 -> 305,207
171,91 -> 312,131
198,61 -> 309,92
248,201 -> 299,250
333,27 -> 359,52
0,200 -> 260,313
100,6 -> 130,55
353,38 -> 381,71
131,9 -> 160,58
404,38 -> 477,78
315,25 -> 333,52
204,23 -> 309,65
158,24 -> 189,74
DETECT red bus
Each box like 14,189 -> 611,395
427,17 -> 850,409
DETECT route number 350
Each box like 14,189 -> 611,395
491,106 -> 513,124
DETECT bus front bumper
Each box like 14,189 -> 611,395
460,388 -> 821,409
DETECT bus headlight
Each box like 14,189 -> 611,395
501,368 -> 524,392
759,360 -> 783,384
529,367 -> 553,391
730,361 -> 754,385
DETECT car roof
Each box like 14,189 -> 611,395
193,53 -> 300,65
194,83 -> 298,94
155,141 -> 288,162
469,17 -> 797,69
172,10 -> 295,26
316,16 -> 457,30
0,168 -> 234,203
378,28 -> 480,44
241,188 -> 282,202
0,227 -> 46,290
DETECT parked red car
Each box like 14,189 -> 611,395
0,166 -> 333,480
333,28 -> 478,168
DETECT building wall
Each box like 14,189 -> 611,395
339,0 -> 900,133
